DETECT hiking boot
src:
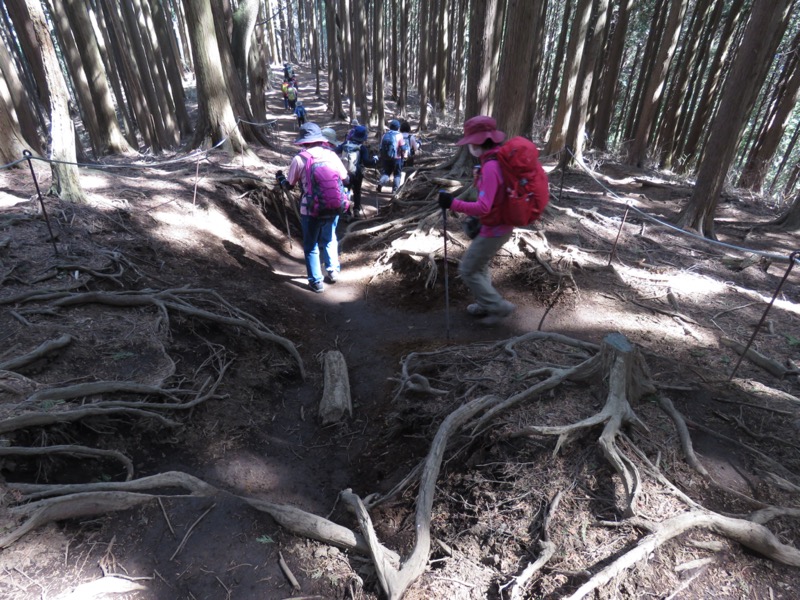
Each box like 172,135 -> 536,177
325,270 -> 339,284
308,281 -> 324,293
466,303 -> 489,317
479,301 -> 515,326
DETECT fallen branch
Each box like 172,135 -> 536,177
0,334 -> 73,372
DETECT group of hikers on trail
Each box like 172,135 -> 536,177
275,107 -> 548,327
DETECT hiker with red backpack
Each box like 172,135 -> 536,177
438,115 -> 549,326
276,123 -> 351,293
378,119 -> 409,195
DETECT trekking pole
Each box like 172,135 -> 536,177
442,207 -> 451,341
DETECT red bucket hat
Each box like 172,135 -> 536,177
456,115 -> 506,146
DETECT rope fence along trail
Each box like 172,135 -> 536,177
561,147 -> 800,380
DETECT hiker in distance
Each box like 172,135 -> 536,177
438,115 -> 551,325
276,123 -> 351,294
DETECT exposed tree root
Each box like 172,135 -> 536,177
569,511 -> 800,600
2,288 -> 304,378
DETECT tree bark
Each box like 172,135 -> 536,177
676,0 -> 793,237
626,0 -> 689,167
18,0 -> 84,202
370,0 -> 385,128
0,29 -> 42,155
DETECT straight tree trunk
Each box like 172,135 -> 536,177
182,0 -> 248,153
416,0 -> 431,129
327,0 -> 345,118
676,0 -> 794,237
397,0 -> 409,116
464,0 -> 497,120
434,0 -> 448,110
677,0 -> 746,169
544,0 -> 573,120
562,0 -> 610,167
452,0 -> 466,122
339,0 -> 355,120
20,0 -> 84,201
493,0 -> 538,137
63,0 -> 133,154
0,67 -> 36,161
0,23 -> 42,154
351,0 -> 367,122
149,0 -> 192,136
591,0 -> 636,151
4,0 -> 49,108
286,0 -> 297,62
737,27 -> 800,191
49,0 -> 103,157
231,0 -> 260,87
371,0 -> 385,128
169,0 -> 193,70
544,0 -> 593,156
769,118 -> 800,195
248,1 -> 269,122
626,0 -> 688,167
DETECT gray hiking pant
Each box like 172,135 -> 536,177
458,233 -> 512,312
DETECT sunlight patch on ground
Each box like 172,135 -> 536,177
152,203 -> 235,245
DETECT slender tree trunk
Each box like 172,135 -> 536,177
351,0 -> 367,122
465,0 -> 497,120
371,0 -> 385,129
149,0 -> 192,136
286,0 -> 297,62
544,0 -> 592,156
626,0 -> 688,167
339,0 -> 354,119
452,0 -> 466,122
169,0 -> 193,70
327,0 -> 345,117
417,0 -> 431,129
397,0 -> 409,116
182,0 -> 248,152
0,21 -> 42,154
769,118 -> 800,195
248,1 -> 269,121
20,0 -> 84,201
0,66 -> 36,161
544,0 -> 573,121
494,0 -> 538,137
738,27 -> 800,191
591,0 -> 636,151
676,0 -> 793,237
677,0 -> 746,170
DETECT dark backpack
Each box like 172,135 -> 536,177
300,150 -> 351,218
295,106 -> 306,119
492,137 -> 549,226
340,141 -> 361,176
380,130 -> 401,160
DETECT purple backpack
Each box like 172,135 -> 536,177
300,150 -> 350,217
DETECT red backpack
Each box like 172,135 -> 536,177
494,137 -> 549,226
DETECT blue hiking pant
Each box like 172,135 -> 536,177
301,214 -> 340,284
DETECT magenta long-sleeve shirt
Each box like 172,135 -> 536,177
450,153 -> 513,238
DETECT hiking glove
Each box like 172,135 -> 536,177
276,170 -> 289,188
438,190 -> 453,210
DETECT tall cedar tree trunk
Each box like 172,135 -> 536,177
677,0 -> 745,170
661,0 -> 723,168
169,0 -> 193,70
120,0 -> 170,149
351,0 -> 367,122
278,0 -> 288,61
248,2 -> 269,122
286,0 -> 297,62
210,0 -> 265,144
561,0 -> 610,168
434,0 -> 448,110
654,0 -> 715,167
371,0 -> 385,130
99,0 -> 157,149
138,0 -> 181,146
340,0 -> 355,121
0,16 -> 43,154
626,0 -> 688,167
591,0 -> 636,151
149,0 -> 192,136
525,0 -> 548,130
417,0 -> 430,129
231,0 -> 260,90
309,0 -> 321,95
738,26 -> 800,191
494,0 -> 538,137
18,0 -> 84,201
769,118 -> 800,194
0,68 -> 36,161
266,0 -> 280,68
49,0 -> 103,157
327,0 -> 345,118
465,0 -> 497,119
390,0 -> 397,101
622,0 -> 666,143
544,0 -> 573,120
4,1 -> 49,108
297,0 -> 307,61
676,0 -> 794,237
63,0 -> 133,154
397,0 -> 409,116
485,0 -> 505,114
544,0 -> 592,157
452,0 -> 466,121
182,0 -> 248,153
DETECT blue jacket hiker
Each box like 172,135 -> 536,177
336,125 -> 379,219
378,119 -> 409,195
294,102 -> 306,127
